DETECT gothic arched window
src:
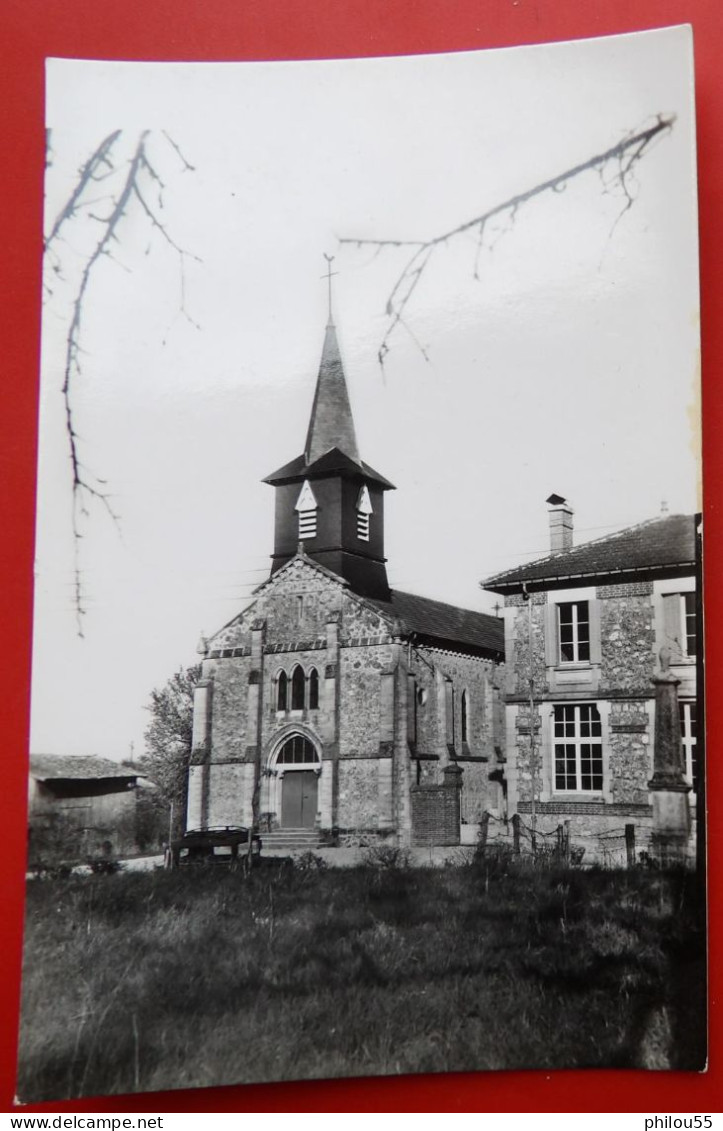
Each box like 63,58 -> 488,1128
309,667 -> 319,710
277,735 -> 319,764
291,665 -> 306,711
277,670 -> 288,712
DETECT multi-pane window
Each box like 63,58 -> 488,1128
680,700 -> 697,792
553,703 -> 603,792
277,735 -> 319,764
558,601 -> 590,664
682,593 -> 697,659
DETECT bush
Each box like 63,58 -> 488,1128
293,851 -> 328,873
88,859 -> 123,875
361,844 -> 410,870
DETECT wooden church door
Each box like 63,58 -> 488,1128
281,771 -> 317,828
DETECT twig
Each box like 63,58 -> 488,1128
340,114 -> 676,367
46,129 -> 200,633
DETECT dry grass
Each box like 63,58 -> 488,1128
17,859 -> 706,1102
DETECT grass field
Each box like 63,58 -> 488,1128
17,857 -> 706,1102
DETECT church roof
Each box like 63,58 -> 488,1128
263,446 -> 394,489
369,589 -> 505,657
483,513 -> 697,593
305,322 -> 360,464
30,754 -> 138,782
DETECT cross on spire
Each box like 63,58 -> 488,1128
322,253 -> 338,326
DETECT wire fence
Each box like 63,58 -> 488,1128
475,810 -> 645,868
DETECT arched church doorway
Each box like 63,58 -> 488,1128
275,734 -> 320,829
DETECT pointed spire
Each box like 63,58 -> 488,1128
304,321 -> 361,465
322,253 -> 337,327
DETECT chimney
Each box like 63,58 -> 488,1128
546,494 -> 574,552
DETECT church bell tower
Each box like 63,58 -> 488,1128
263,266 -> 394,600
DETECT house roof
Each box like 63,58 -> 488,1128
263,446 -> 394,489
483,513 -> 697,593
369,589 -> 505,657
30,755 -> 139,782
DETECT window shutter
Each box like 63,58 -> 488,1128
588,599 -> 602,664
662,593 -> 683,662
544,603 -> 557,666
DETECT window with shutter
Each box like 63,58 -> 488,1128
295,480 -> 318,541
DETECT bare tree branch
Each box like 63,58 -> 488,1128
45,129 -> 200,634
340,113 -> 676,371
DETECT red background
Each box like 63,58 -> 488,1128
2,0 -> 721,1114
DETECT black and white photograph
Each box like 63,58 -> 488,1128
19,25 -> 704,1102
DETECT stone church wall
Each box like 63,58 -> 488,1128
339,643 -> 395,757
208,656 -> 251,762
189,557 -> 506,841
337,759 -> 380,828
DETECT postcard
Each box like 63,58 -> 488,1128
20,27 -> 703,1101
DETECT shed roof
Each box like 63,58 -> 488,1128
483,513 -> 697,593
30,755 -> 139,782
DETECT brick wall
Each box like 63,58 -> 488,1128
410,774 -> 461,846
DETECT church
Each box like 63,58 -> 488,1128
186,308 -> 506,847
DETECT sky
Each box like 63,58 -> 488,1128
32,27 -> 700,761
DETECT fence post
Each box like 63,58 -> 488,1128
479,811 -> 490,854
563,820 -> 571,866
512,813 -> 521,855
625,823 -> 636,868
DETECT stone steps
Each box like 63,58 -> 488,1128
260,828 -> 323,852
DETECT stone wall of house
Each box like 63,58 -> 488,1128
599,593 -> 655,692
510,702 -> 541,805
502,587 -> 664,823
505,596 -> 547,698
608,700 -> 652,805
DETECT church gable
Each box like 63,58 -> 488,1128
340,590 -> 396,642
207,604 -> 258,653
254,555 -> 346,646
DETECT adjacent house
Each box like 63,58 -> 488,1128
482,499 -> 700,862
28,754 -> 140,865
187,315 -> 506,847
